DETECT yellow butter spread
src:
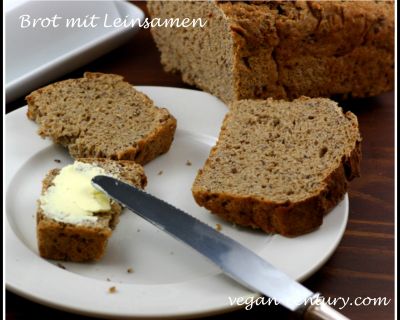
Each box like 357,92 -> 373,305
40,161 -> 111,224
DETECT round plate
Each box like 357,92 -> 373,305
6,87 -> 348,318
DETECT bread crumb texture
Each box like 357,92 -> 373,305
26,72 -> 177,165
192,97 -> 361,236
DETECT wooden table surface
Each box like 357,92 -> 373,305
6,2 -> 395,319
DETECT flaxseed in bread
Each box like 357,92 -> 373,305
192,97 -> 362,236
26,73 -> 177,165
37,159 -> 146,262
148,1 -> 394,102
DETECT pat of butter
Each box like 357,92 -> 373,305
40,161 -> 111,224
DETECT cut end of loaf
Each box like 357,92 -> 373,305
147,1 -> 237,103
192,97 -> 361,236
148,1 -> 393,102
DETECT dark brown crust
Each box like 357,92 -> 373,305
222,1 -> 394,101
37,161 -> 146,262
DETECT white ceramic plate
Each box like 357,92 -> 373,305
5,1 -> 144,102
5,87 -> 348,319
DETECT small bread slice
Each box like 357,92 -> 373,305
26,72 -> 177,165
192,97 -> 361,237
37,159 -> 146,262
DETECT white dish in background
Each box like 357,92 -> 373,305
5,87 -> 348,318
5,1 -> 144,102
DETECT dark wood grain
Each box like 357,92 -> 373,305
6,2 -> 394,319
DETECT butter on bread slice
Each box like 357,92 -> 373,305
37,159 -> 146,262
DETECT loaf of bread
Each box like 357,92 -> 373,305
148,1 -> 394,102
26,72 -> 177,165
192,97 -> 361,236
37,159 -> 147,262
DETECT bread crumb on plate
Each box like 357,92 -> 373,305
109,286 -> 117,293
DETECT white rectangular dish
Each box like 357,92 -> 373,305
5,1 -> 144,102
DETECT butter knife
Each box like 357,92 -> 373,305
92,175 -> 349,320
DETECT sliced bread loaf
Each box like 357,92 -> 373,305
148,1 -> 393,102
192,97 -> 361,236
26,72 -> 177,165
37,159 -> 146,262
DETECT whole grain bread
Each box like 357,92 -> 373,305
148,1 -> 394,102
26,72 -> 177,165
192,97 -> 361,236
37,159 -> 147,262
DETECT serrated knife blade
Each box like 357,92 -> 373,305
92,175 -> 349,319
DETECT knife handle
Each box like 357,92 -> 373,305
303,294 -> 350,320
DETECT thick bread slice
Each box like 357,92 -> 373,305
26,72 -> 177,165
37,159 -> 146,262
192,97 -> 361,237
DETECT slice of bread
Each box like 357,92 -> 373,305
192,97 -> 361,237
37,159 -> 147,262
26,72 -> 177,165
